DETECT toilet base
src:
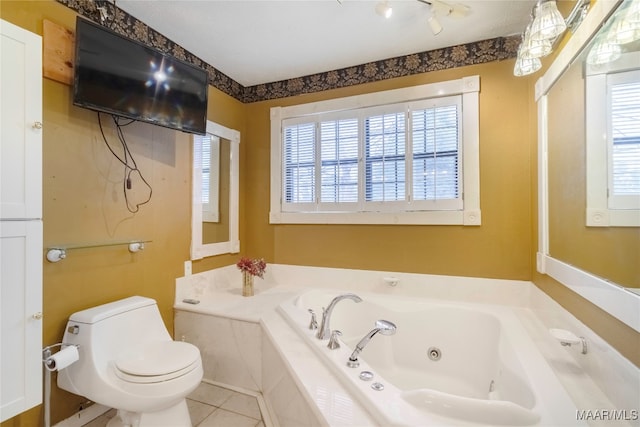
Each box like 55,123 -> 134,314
106,399 -> 192,427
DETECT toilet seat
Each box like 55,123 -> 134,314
115,341 -> 201,384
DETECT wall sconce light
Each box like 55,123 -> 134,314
627,0 -> 640,22
606,5 -> 640,45
586,39 -> 622,65
520,24 -> 552,59
585,0 -> 640,66
513,0 -> 590,76
530,0 -> 566,41
514,52 -> 542,77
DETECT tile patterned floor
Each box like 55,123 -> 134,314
83,382 -> 264,427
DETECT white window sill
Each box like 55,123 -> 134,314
269,210 -> 481,225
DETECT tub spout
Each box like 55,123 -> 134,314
316,293 -> 363,340
347,320 -> 396,368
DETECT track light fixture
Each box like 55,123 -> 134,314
372,0 -> 470,35
417,0 -> 470,19
428,14 -> 443,35
415,0 -> 470,35
376,1 -> 393,19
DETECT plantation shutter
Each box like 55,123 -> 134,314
281,96 -> 463,212
411,104 -> 460,202
201,135 -> 212,204
608,71 -> 640,209
194,134 -> 220,222
283,121 -> 316,204
364,110 -> 406,202
320,118 -> 359,203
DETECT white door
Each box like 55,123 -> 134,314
0,221 -> 43,422
0,18 -> 43,422
0,19 -> 42,220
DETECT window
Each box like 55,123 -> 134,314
586,53 -> 640,226
194,133 -> 220,222
270,76 -> 480,225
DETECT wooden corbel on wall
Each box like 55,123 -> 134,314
43,19 -> 74,85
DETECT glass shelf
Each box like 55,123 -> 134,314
45,240 -> 151,262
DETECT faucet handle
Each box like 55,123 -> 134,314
327,330 -> 342,350
308,309 -> 318,330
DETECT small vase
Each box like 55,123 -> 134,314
242,271 -> 254,297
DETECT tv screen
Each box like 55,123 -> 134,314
73,17 -> 208,135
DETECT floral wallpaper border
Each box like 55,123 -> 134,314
58,0 -> 520,104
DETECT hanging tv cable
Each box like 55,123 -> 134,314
97,113 -> 153,213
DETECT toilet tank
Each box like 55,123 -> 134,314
58,296 -> 172,394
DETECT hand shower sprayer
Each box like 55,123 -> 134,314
347,319 -> 397,368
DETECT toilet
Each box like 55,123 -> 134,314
57,296 -> 203,427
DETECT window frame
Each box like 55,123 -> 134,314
606,70 -> 640,210
585,52 -> 640,227
270,76 -> 481,225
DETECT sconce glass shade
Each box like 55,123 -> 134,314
606,15 -> 640,45
586,39 -> 622,65
521,31 -> 552,59
514,54 -> 542,76
530,1 -> 567,41
625,0 -> 640,23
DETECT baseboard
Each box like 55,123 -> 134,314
53,403 -> 111,427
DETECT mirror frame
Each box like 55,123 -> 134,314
536,0 -> 639,332
191,120 -> 240,259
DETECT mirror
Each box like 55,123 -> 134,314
191,120 -> 240,259
200,136 -> 230,245
537,0 -> 640,332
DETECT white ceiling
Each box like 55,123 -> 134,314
116,0 -> 536,87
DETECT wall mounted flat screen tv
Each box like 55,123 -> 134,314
73,17 -> 208,135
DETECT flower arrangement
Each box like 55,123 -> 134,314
236,257 -> 267,279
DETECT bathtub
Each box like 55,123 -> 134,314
277,289 -> 584,427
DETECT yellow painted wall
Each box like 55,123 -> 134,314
0,2 -> 245,425
244,61 -> 533,280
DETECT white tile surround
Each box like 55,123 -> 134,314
174,264 -> 639,427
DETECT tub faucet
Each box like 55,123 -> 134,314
347,320 -> 396,368
316,293 -> 363,340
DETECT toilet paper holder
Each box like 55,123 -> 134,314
42,342 -> 80,370
42,343 -> 81,427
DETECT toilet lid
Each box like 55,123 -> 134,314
115,359 -> 199,384
115,341 -> 200,378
